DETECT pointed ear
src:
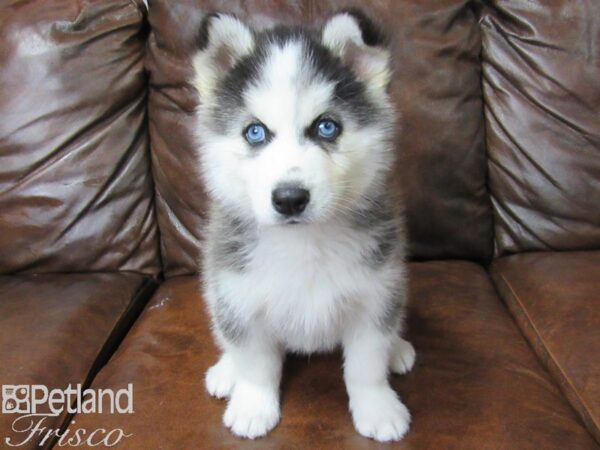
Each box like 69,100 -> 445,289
192,13 -> 255,99
321,11 -> 391,93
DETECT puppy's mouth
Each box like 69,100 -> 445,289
275,216 -> 310,226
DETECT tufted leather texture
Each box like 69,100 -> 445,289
69,263 -> 598,449
492,251 -> 600,444
146,0 -> 493,277
0,0 -> 159,275
481,0 -> 600,256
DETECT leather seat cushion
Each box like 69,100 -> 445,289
0,273 -> 154,449
492,251 -> 600,443
70,262 -> 597,448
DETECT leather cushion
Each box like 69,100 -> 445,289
481,1 -> 600,255
69,262 -> 597,448
0,273 -> 154,449
147,0 -> 493,276
492,251 -> 600,444
0,0 -> 159,275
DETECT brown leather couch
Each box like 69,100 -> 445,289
1,1 -> 598,449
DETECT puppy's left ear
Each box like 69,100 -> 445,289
321,10 -> 391,92
192,13 -> 255,99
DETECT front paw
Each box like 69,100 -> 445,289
223,383 -> 280,439
349,385 -> 410,442
206,356 -> 236,399
390,337 -> 416,375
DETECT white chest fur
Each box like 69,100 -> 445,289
215,223 -> 401,353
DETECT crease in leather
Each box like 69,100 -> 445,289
150,129 -> 206,215
3,85 -> 142,197
141,173 -> 166,277
117,202 -> 159,271
495,17 -> 598,118
484,63 -> 566,196
127,0 -> 147,17
495,272 -> 600,443
154,188 -> 204,243
486,114 -> 571,253
87,103 -> 148,212
54,101 -> 147,242
41,275 -> 158,450
490,194 -> 553,251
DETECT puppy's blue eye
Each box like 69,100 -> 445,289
245,123 -> 267,145
317,119 -> 340,140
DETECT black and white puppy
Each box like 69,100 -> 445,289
192,10 -> 415,442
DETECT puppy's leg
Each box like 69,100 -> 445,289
390,335 -> 416,375
222,327 -> 283,439
206,352 -> 236,399
343,325 -> 410,442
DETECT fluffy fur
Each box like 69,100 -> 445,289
192,10 -> 415,442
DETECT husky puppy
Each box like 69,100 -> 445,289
192,10 -> 415,442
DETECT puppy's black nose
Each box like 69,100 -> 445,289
272,186 -> 310,216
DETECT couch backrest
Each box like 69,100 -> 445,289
0,0 -> 159,275
481,0 -> 600,256
4,1 -> 596,276
147,0 -> 494,277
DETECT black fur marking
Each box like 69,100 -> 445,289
352,197 -> 399,267
214,294 -> 247,342
209,26 -> 380,132
211,27 -> 307,124
369,223 -> 397,267
380,288 -> 406,332
351,196 -> 394,230
337,9 -> 389,47
306,41 -> 378,125
196,12 -> 224,50
212,214 -> 256,272
211,50 -> 265,132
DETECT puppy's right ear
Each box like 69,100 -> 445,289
192,13 -> 254,99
